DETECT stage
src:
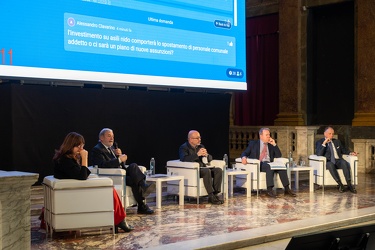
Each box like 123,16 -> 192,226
31,173 -> 375,250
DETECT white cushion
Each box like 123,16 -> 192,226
97,168 -> 126,175
167,160 -> 199,168
235,157 -> 260,164
43,176 -> 113,189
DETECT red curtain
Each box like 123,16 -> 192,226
234,14 -> 279,126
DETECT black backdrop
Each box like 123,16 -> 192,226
0,83 -> 230,184
306,1 -> 354,125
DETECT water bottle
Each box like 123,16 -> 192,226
223,154 -> 228,169
93,165 -> 98,174
150,157 -> 155,175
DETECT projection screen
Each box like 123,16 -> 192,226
0,0 -> 246,90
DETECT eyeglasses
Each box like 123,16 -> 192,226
191,137 -> 201,140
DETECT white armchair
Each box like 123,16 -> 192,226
166,159 -> 225,204
309,154 -> 358,189
235,158 -> 288,197
90,165 -> 147,208
42,175 -> 114,237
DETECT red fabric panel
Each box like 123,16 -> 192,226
113,188 -> 126,225
235,14 -> 279,126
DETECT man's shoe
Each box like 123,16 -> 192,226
266,189 -> 276,198
214,194 -> 224,204
142,183 -> 156,198
284,188 -> 297,197
137,204 -> 154,214
338,184 -> 346,193
208,196 -> 222,205
348,185 -> 357,194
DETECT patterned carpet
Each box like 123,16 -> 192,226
31,173 -> 375,250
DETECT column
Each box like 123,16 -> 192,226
0,171 -> 39,250
274,1 -> 306,125
352,0 -> 375,126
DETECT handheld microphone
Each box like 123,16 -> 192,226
114,141 -> 125,169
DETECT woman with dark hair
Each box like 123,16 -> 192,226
53,132 -> 133,233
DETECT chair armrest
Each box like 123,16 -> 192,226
88,166 -> 97,174
167,159 -> 224,169
97,168 -> 126,176
235,157 -> 260,164
273,157 -> 289,165
124,164 -> 146,173
137,166 -> 147,173
309,155 -> 327,163
342,154 -> 358,165
167,160 -> 200,169
342,154 -> 358,161
308,155 -> 326,172
43,175 -> 113,189
210,160 -> 225,169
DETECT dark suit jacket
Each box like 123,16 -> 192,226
179,142 -> 213,168
316,138 -> 350,162
54,155 -> 91,180
240,140 -> 282,161
91,142 -> 124,169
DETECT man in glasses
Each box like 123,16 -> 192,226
241,127 -> 296,198
179,130 -> 223,205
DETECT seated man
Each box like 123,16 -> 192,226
179,130 -> 223,205
91,128 -> 155,214
240,127 -> 296,198
316,126 -> 357,193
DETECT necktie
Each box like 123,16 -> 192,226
329,142 -> 336,164
108,147 -> 116,158
259,143 -> 267,161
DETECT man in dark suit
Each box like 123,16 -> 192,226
179,130 -> 223,205
240,128 -> 296,198
316,126 -> 357,193
91,128 -> 155,214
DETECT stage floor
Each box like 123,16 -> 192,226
31,173 -> 375,250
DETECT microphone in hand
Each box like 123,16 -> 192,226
113,142 -> 121,156
197,145 -> 208,164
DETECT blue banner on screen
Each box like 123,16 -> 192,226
0,0 -> 246,90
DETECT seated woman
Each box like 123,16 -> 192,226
53,132 -> 134,233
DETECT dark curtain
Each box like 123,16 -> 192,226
234,14 -> 279,126
0,83 -> 230,184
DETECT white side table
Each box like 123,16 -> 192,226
146,174 -> 184,209
225,169 -> 251,200
290,166 -> 314,192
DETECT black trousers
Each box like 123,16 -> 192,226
326,159 -> 352,184
125,163 -> 147,206
200,167 -> 223,194
260,162 -> 289,188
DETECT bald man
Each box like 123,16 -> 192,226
179,130 -> 223,205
